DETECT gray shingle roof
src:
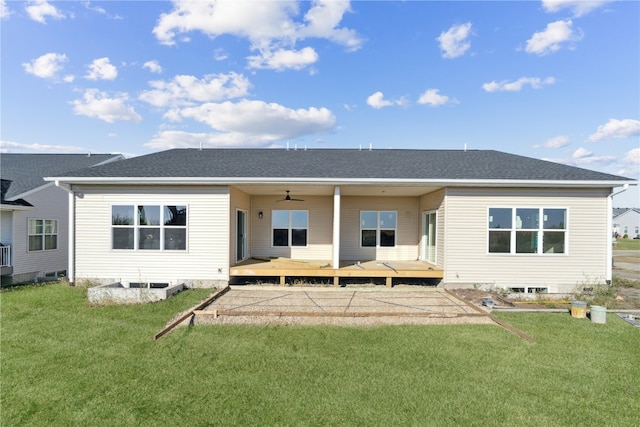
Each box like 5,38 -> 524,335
1,153 -> 122,202
49,149 -> 633,183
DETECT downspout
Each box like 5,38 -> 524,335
333,186 -> 341,269
55,181 -> 75,284
607,184 -> 629,284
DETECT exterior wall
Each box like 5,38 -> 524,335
11,185 -> 69,282
613,210 -> 640,239
250,195 -> 334,260
229,187 -> 251,265
73,185 -> 230,287
340,196 -> 420,261
1,210 -> 13,246
419,189 -> 445,269
442,187 -> 610,293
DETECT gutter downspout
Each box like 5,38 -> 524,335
607,184 -> 629,284
55,181 -> 75,284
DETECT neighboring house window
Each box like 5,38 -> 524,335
361,211 -> 397,247
28,219 -> 58,251
111,205 -> 187,250
488,208 -> 566,254
272,210 -> 308,247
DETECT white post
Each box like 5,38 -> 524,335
332,186 -> 341,269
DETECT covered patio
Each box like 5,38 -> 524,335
230,257 -> 444,287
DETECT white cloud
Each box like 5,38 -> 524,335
0,140 -> 86,153
588,119 -> 640,142
22,52 -> 68,79
482,76 -> 555,92
71,89 -> 142,123
366,91 -> 407,109
1,0 -> 11,19
139,72 -> 250,107
570,147 -> 615,165
436,22 -> 472,59
152,0 -> 362,71
542,0 -> 611,17
146,100 -> 335,149
544,135 -> 571,148
525,20 -> 582,55
247,46 -> 319,71
417,89 -> 454,107
623,148 -> 640,166
85,57 -> 118,80
25,0 -> 65,23
143,60 -> 163,74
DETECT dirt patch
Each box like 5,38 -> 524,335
449,289 -> 563,310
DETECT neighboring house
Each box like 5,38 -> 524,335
47,148 -> 636,293
1,153 -> 123,284
613,208 -> 640,239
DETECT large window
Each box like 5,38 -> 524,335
112,205 -> 187,250
272,210 -> 308,247
488,208 -> 566,255
361,211 -> 396,247
28,219 -> 58,251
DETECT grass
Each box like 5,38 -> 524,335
2,282 -> 639,426
613,238 -> 640,250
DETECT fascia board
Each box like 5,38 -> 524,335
45,176 -> 637,188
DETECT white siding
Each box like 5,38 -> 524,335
443,187 -> 610,292
1,211 -> 13,246
340,196 -> 420,261
74,185 -> 229,286
12,185 -> 69,280
250,195 -> 334,260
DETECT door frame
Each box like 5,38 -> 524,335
422,210 -> 437,264
236,208 -> 249,263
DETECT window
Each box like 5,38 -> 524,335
28,219 -> 58,251
112,205 -> 187,250
488,208 -> 566,255
361,211 -> 396,247
272,210 -> 308,247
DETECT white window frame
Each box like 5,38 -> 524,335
360,211 -> 397,248
111,204 -> 188,251
487,207 -> 568,255
28,218 -> 58,252
271,210 -> 309,248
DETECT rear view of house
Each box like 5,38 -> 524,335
1,153 -> 123,285
47,148 -> 636,294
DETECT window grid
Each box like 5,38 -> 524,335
111,205 -> 187,251
28,219 -> 58,252
488,208 -> 566,255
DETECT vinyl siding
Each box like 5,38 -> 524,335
74,185 -> 229,285
1,211 -> 13,246
442,187 -> 610,292
250,195 -> 333,260
340,196 -> 420,261
12,185 -> 69,279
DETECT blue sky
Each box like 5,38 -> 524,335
1,0 -> 639,205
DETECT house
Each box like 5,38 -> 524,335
46,148 -> 636,294
613,208 -> 640,239
1,153 -> 123,284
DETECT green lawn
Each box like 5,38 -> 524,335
2,283 -> 639,426
614,238 -> 640,250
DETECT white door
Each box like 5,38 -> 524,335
423,211 -> 437,264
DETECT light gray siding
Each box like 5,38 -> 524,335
442,187 -> 610,292
73,185 -> 229,286
11,185 -> 69,280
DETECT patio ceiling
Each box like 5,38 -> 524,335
233,184 -> 444,197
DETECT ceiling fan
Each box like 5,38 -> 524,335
277,190 -> 304,202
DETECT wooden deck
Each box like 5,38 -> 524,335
230,258 -> 444,287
